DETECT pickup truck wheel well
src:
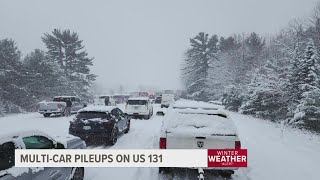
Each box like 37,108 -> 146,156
71,167 -> 84,180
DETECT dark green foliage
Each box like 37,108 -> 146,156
222,85 -> 243,112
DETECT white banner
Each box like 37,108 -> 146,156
15,149 -> 207,167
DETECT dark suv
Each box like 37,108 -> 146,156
69,106 -> 130,145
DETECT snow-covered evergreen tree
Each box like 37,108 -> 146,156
181,32 -> 219,101
0,39 -> 28,113
292,39 -> 320,123
240,60 -> 287,120
23,49 -> 67,105
222,85 -> 244,111
42,29 -> 96,100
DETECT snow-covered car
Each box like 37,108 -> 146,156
159,101 -> 241,177
125,97 -> 153,119
38,96 -> 85,117
0,130 -> 85,180
69,106 -> 131,145
161,94 -> 175,108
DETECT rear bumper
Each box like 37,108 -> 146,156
69,131 -> 112,142
126,111 -> 149,116
38,110 -> 63,114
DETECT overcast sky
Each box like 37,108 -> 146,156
0,0 -> 318,92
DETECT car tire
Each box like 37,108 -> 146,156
124,120 -> 130,134
110,127 -> 119,145
159,167 -> 171,174
43,113 -> 51,117
71,167 -> 84,180
144,114 -> 150,120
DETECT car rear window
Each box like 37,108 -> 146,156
0,142 -> 15,171
76,111 -> 110,120
127,100 -> 147,105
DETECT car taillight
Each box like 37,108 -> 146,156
235,141 -> 241,149
159,138 -> 166,149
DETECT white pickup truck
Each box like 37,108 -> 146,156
38,96 -> 84,117
159,100 -> 241,178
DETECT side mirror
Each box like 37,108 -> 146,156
55,142 -> 65,149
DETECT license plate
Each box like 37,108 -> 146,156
134,106 -> 139,109
83,126 -> 91,130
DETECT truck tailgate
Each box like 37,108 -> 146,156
39,101 -> 66,110
166,133 -> 237,149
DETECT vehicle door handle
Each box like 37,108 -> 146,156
195,137 -> 206,139
49,170 -> 62,180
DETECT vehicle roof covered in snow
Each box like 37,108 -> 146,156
173,108 -> 228,118
98,95 -> 111,97
128,97 -> 149,100
78,105 -> 117,113
163,109 -> 237,136
0,130 -> 54,145
54,96 -> 77,98
172,99 -> 221,110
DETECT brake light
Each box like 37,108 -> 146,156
235,141 -> 241,149
159,138 -> 166,149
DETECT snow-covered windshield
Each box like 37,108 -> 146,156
127,100 -> 147,105
76,111 -> 110,120
22,136 -> 54,149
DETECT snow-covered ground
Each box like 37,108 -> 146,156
0,103 -> 319,180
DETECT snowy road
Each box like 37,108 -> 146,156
0,104 -> 319,180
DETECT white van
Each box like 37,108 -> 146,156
125,97 -> 153,119
161,94 -> 175,108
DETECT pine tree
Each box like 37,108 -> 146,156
23,49 -> 67,103
208,36 -> 241,100
181,32 -> 219,101
42,29 -> 96,100
240,60 -> 287,120
222,85 -> 243,111
292,39 -> 320,123
0,39 -> 28,113
237,33 -> 265,85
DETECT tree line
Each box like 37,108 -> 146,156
0,29 -> 96,115
181,4 -> 320,132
